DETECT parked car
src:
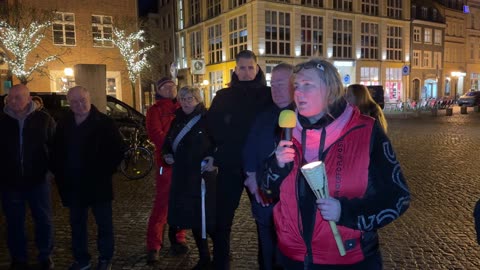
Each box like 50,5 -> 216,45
366,85 -> 385,109
0,92 -> 145,135
457,91 -> 480,107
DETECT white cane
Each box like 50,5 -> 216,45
201,161 -> 207,239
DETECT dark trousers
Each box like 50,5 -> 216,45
68,201 -> 114,265
248,193 -> 279,270
213,167 -> 244,270
1,182 -> 54,263
192,228 -> 215,263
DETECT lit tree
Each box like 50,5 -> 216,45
0,20 -> 58,84
110,27 -> 154,109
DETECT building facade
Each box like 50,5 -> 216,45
410,1 -> 445,101
0,0 -> 138,106
168,0 -> 412,107
466,0 -> 480,92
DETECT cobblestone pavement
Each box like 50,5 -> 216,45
2,106 -> 480,269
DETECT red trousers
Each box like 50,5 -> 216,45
146,164 -> 187,250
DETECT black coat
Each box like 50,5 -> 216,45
0,104 -> 55,191
206,67 -> 273,170
163,104 -> 216,229
51,105 -> 126,207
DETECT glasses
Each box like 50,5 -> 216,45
293,62 -> 325,73
180,96 -> 195,103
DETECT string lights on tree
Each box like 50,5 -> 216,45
0,20 -> 58,84
109,27 -> 154,109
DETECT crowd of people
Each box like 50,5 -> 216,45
0,50 -> 410,270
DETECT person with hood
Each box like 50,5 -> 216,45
145,77 -> 187,264
51,86 -> 126,270
162,86 -> 217,270
206,49 -> 273,269
0,84 -> 55,270
262,59 -> 410,269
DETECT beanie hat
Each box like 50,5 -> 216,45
157,77 -> 175,89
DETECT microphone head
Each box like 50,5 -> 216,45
278,109 -> 296,128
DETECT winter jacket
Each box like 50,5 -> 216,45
263,104 -> 410,267
0,102 -> 55,191
207,67 -> 273,170
51,105 -> 126,207
163,104 -> 216,229
146,98 -> 180,165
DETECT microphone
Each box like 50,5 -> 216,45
278,110 -> 297,141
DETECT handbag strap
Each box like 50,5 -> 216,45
172,114 -> 201,153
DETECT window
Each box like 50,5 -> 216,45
301,15 -> 323,57
423,51 -> 431,68
301,0 -> 323,7
386,26 -> 402,61
412,50 -> 421,67
360,22 -> 378,59
361,0 -> 379,16
208,24 -> 222,64
190,0 -> 200,25
360,67 -> 379,85
385,68 -> 402,101
230,0 -> 246,9
332,18 -> 352,59
209,70 -> 223,101
424,28 -> 432,44
333,0 -> 352,12
265,11 -> 291,56
229,15 -> 248,60
92,15 -> 113,47
179,33 -> 187,68
413,27 -> 421,43
53,12 -> 76,46
434,29 -> 442,45
207,0 -> 221,18
190,31 -> 202,59
421,7 -> 428,18
471,42 -> 475,59
433,52 -> 442,69
387,0 -> 402,19
178,0 -> 184,29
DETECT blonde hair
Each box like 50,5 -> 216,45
178,86 -> 203,103
346,84 -> 388,133
293,58 -> 344,108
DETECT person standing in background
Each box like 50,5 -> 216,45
145,77 -> 188,264
0,84 -> 55,270
51,86 -> 125,270
345,84 -> 388,133
243,63 -> 294,270
207,50 -> 273,269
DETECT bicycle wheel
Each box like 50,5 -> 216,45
120,146 -> 154,180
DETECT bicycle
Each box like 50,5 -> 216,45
119,126 -> 155,180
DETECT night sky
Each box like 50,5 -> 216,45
138,0 -> 158,16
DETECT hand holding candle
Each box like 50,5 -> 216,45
301,161 -> 346,256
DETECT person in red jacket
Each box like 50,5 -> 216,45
262,59 -> 410,269
145,77 -> 187,264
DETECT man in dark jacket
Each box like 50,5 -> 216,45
51,86 -> 126,270
0,84 -> 56,270
206,50 -> 273,270
243,63 -> 294,270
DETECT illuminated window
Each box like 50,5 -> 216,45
229,14 -> 248,60
53,12 -> 76,46
332,18 -> 352,59
265,11 -> 291,56
424,28 -> 432,44
92,15 -> 113,48
301,15 -> 323,57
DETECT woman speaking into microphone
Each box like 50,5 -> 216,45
261,58 -> 410,270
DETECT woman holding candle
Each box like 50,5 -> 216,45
261,58 -> 410,270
